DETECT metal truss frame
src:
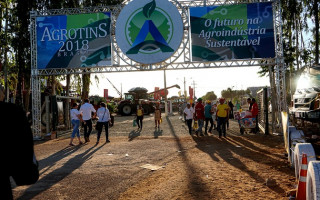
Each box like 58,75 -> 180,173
30,0 -> 285,138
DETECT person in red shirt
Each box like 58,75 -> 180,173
250,98 -> 259,133
194,98 -> 205,136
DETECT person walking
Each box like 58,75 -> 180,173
211,101 -> 217,130
181,101 -> 187,123
195,98 -> 205,136
136,104 -> 144,130
247,98 -> 253,111
69,103 -> 83,146
216,98 -> 229,138
228,100 -> 234,119
251,98 -> 259,133
204,100 -> 213,135
184,103 -> 194,135
235,101 -> 241,111
96,102 -> 111,144
154,103 -> 162,129
80,99 -> 96,143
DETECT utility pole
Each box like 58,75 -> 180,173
164,69 -> 168,116
193,80 -> 196,101
184,77 -> 186,101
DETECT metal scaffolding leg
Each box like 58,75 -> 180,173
32,75 -> 42,140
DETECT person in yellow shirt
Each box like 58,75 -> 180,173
154,103 -> 162,129
136,104 -> 144,130
216,98 -> 229,138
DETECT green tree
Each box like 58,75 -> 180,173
202,91 -> 217,101
302,0 -> 319,64
221,88 -> 250,103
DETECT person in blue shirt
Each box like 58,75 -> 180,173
204,100 -> 213,135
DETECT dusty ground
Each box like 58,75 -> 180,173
12,113 -> 296,200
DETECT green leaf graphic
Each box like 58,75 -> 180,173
143,0 -> 156,18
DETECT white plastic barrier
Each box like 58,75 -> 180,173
294,143 -> 316,180
307,161 -> 320,200
287,126 -> 297,163
289,129 -> 306,167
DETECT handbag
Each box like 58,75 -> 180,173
193,120 -> 198,130
133,119 -> 137,127
96,108 -> 106,131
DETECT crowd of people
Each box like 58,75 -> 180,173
69,97 -> 259,147
70,100 -> 164,146
70,99 -> 112,146
180,97 -> 259,137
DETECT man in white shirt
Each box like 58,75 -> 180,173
80,99 -> 96,143
96,102 -> 111,144
184,103 -> 194,135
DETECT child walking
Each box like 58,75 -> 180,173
154,104 -> 162,129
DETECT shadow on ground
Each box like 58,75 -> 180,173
191,132 -> 289,195
128,130 -> 141,141
17,144 -> 106,200
166,116 -> 217,199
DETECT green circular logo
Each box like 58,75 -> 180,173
116,0 -> 183,64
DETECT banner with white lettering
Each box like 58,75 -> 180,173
36,12 -> 111,69
190,2 -> 275,61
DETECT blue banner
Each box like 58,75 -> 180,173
190,2 -> 275,61
36,13 -> 111,69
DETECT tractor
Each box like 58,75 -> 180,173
117,84 -> 180,116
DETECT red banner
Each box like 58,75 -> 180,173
104,89 -> 108,100
189,86 -> 193,100
154,87 -> 160,100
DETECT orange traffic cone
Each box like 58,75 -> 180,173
296,153 -> 308,200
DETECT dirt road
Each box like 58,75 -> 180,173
12,114 -> 295,200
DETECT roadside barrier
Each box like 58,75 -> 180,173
294,143 -> 316,180
296,153 -> 308,200
289,129 -> 305,168
306,161 -> 320,200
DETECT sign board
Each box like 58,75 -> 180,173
190,2 -> 275,61
115,0 -> 183,64
36,12 -> 112,69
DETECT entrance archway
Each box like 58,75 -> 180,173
30,0 -> 286,138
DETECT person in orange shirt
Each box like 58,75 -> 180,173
216,98 -> 229,138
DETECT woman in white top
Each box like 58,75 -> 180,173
96,102 -> 111,144
70,103 -> 83,146
184,103 -> 194,135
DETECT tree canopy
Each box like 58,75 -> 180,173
201,91 -> 217,101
